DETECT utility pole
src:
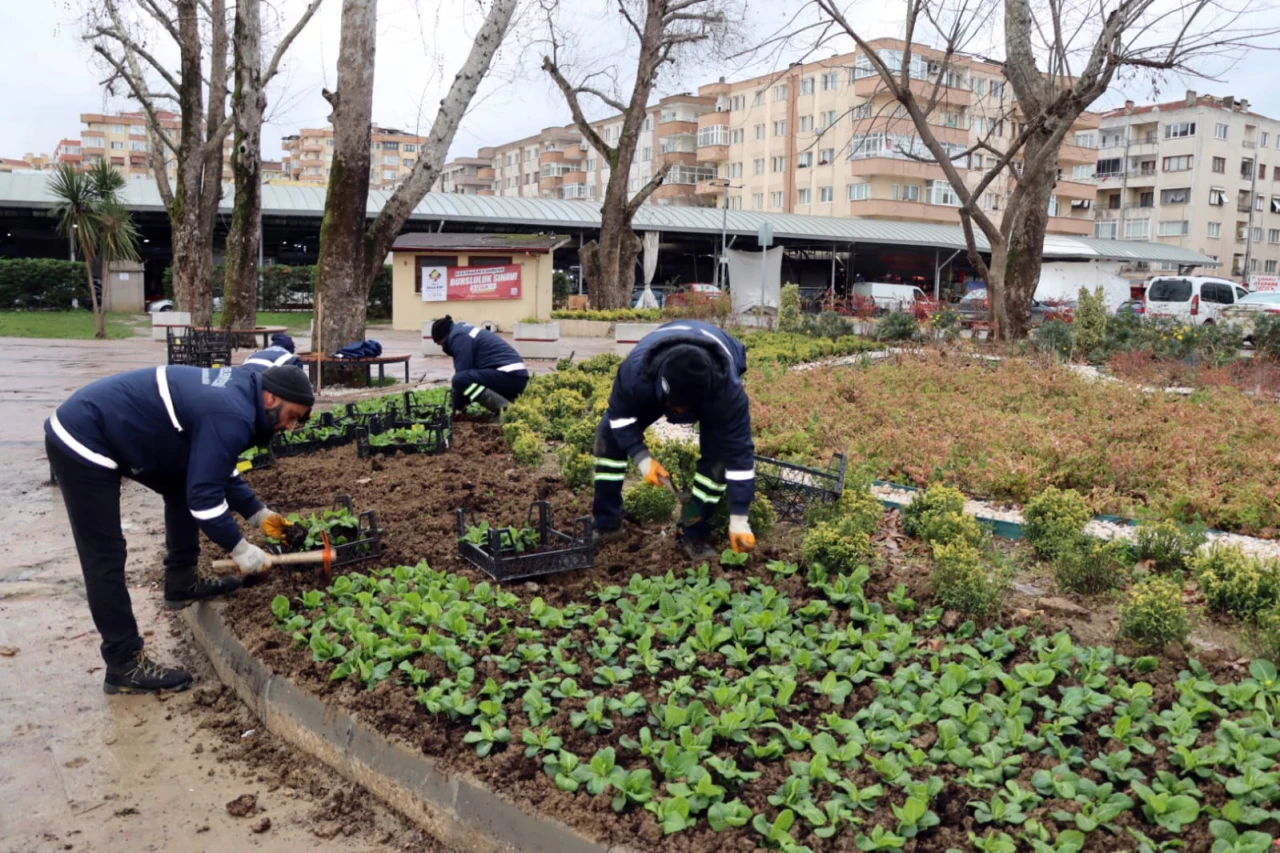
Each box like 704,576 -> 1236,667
713,179 -> 741,291
1244,154 -> 1259,284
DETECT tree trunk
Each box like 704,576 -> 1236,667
589,181 -> 641,309
996,134 -> 1057,341
170,0 -> 212,326
222,0 -> 264,332
85,256 -> 105,339
197,0 -> 229,327
313,0 -> 377,368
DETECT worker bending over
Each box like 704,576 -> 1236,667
593,320 -> 756,560
431,315 -> 529,415
241,332 -> 301,371
45,365 -> 314,694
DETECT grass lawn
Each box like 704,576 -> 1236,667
212,311 -> 312,333
0,311 -> 139,340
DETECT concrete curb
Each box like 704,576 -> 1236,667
181,601 -> 627,853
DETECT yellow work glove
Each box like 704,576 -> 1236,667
637,455 -> 672,489
728,514 -> 756,554
249,508 -> 291,540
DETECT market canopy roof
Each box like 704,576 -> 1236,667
389,232 -> 570,253
0,171 -> 1217,267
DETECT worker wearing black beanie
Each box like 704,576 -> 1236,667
431,315 -> 530,415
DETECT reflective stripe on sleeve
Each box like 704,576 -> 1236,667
49,413 -> 118,470
496,362 -> 527,373
724,468 -> 755,481
155,366 -> 183,433
190,501 -> 230,521
609,417 -> 637,429
468,327 -> 481,338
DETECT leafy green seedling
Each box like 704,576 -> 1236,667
707,799 -> 753,831
892,795 -> 940,838
721,549 -> 749,567
521,726 -> 562,758
854,824 -> 907,850
462,720 -> 510,757
571,747 -> 625,795
646,797 -> 696,835
1131,781 -> 1200,832
610,768 -> 655,812
1209,819 -> 1274,853
542,750 -> 582,792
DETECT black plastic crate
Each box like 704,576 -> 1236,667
236,445 -> 275,472
356,421 -> 449,457
267,494 -> 383,570
754,452 -> 847,523
456,501 -> 595,582
166,327 -> 199,366
270,412 -> 353,458
399,391 -> 451,427
166,327 -> 232,368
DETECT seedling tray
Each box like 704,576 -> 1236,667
754,452 -> 847,523
270,412 -> 353,458
356,421 -> 449,457
269,494 -> 383,569
397,391 -> 451,428
166,327 -> 232,368
456,500 -> 594,582
236,446 -> 275,472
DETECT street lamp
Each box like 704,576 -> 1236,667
713,179 -> 742,291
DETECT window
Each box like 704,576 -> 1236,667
927,180 -> 959,206
1203,282 -> 1236,304
1158,220 -> 1190,236
984,192 -> 998,211
818,148 -> 834,165
799,116 -> 812,132
1071,164 -> 1093,180
771,156 -> 787,172
821,71 -> 840,91
971,78 -> 987,96
892,183 -> 921,202
403,144 -> 416,152
1268,260 -> 1279,273
1215,123 -> 1229,140
129,124 -> 146,136
1208,222 -> 1222,238
798,151 -> 812,168
773,120 -> 787,137
1164,122 -> 1196,138
754,158 -> 765,175
1272,196 -> 1280,213
1263,166 -> 1269,180
1258,194 -> 1266,212
109,124 -> 125,135
729,195 -> 742,210
525,149 -> 534,161
1096,158 -> 1123,177
754,124 -> 765,140
753,91 -> 765,106
109,141 -> 123,150
801,77 -> 814,95
797,188 -> 812,204
403,158 -> 415,167
1162,155 -> 1192,172
1213,156 -> 1226,174
644,117 -> 653,131
1254,227 -> 1264,243
382,169 -> 398,180
1265,132 -> 1272,148
1160,187 -> 1190,205
730,128 -> 744,144
383,154 -> 398,165
129,140 -> 147,151
629,177 -> 639,192
586,158 -> 596,172
1251,258 -> 1260,273
1108,194 -> 1121,210
1074,132 -> 1095,148
1242,158 -> 1255,179
853,102 -> 873,120
989,81 -> 1005,98
819,185 -> 833,203
1210,188 -> 1227,206
848,182 -> 870,201
773,84 -> 788,101
769,191 -> 784,208
751,193 -> 763,209
973,154 -> 984,170
641,146 -> 652,162
1269,229 -> 1280,243
1048,195 -> 1060,217
1094,221 -> 1118,239
1124,219 -> 1150,239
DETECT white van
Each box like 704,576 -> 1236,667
1144,276 -> 1249,325
850,282 -> 930,312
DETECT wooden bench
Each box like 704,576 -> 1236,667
295,352 -> 412,386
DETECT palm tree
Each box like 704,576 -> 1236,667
49,162 -> 139,339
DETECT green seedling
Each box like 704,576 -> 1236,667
1131,781 -> 1200,832
646,796 -> 696,835
520,726 -> 562,758
462,720 -> 510,757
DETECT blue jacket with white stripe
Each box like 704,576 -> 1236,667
441,322 -> 527,408
240,345 -> 301,372
44,366 -> 270,551
605,320 -> 755,514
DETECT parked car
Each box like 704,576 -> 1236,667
954,288 -> 1076,326
664,283 -> 723,308
1116,299 -> 1145,317
850,282 -> 929,313
630,287 -> 665,308
1220,291 -> 1280,343
1143,276 -> 1248,325
147,298 -> 175,313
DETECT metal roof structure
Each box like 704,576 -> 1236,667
0,171 -> 1217,266
389,232 -> 570,253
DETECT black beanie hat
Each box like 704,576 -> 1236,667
660,344 -> 714,408
262,365 -> 315,408
430,315 -> 454,344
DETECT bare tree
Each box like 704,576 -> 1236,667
540,0 -> 734,309
223,0 -> 324,332
764,0 -> 1279,339
313,0 -> 518,362
85,0 -> 318,327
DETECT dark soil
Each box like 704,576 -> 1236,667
209,421 -> 1251,853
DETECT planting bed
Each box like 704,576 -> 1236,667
209,419 -> 1280,853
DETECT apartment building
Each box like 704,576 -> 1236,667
71,110 -> 232,181
437,155 -> 494,194
280,125 -> 428,188
1094,91 -> 1280,281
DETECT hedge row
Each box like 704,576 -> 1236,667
0,259 -> 91,311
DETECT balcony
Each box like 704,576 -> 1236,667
476,167 -> 495,180
1053,179 -> 1097,201
538,149 -> 565,166
1243,141 -> 1257,150
657,116 -> 698,137
848,197 -> 967,224
562,169 -> 586,184
452,173 -> 491,187
1058,143 -> 1100,164
852,75 -> 971,107
1047,216 -> 1093,236
849,156 -> 947,181
561,183 -> 590,199
696,122 -> 730,163
859,116 -> 967,147
539,174 -> 563,191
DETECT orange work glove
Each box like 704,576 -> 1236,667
638,455 -> 673,490
261,513 -> 292,540
728,514 -> 756,554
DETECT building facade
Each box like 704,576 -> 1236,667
280,125 -> 428,188
1094,91 -> 1280,282
72,110 -> 232,181
439,39 -> 1099,234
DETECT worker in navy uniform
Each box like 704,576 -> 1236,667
431,315 -> 530,415
592,320 -> 756,560
44,365 -> 315,694
240,332 -> 301,372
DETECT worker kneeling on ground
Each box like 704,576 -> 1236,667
44,364 -> 314,695
240,332 -> 301,371
431,315 -> 530,416
593,320 -> 756,560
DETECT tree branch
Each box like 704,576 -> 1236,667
626,162 -> 673,218
262,0 -> 324,85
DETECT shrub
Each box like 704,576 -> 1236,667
1134,519 -> 1206,574
1191,544 -> 1280,618
778,283 -> 801,333
806,487 -> 884,539
646,437 -> 699,489
900,484 -> 967,540
552,271 -> 572,307
740,332 -> 878,367
801,519 -> 873,573
1023,487 -> 1092,560
541,388 -> 591,440
1252,313 -> 1280,360
1119,577 -> 1191,647
1074,286 -> 1108,360
1034,319 -> 1075,360
510,428 -> 544,467
624,483 -> 678,524
0,258 -> 91,310
562,418 -> 597,456
1053,535 -> 1130,595
931,540 -> 1007,620
550,308 -> 663,323
502,402 -> 549,444
709,494 -> 777,541
575,352 -> 625,375
1253,607 -> 1280,663
918,511 -> 989,551
559,449 -> 594,492
802,310 -> 853,339
875,311 -> 917,342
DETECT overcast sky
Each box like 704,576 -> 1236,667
2,0 -> 1277,165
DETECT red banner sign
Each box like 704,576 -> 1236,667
444,264 -> 522,301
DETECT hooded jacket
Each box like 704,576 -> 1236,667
240,345 -> 301,372
442,321 -> 528,375
604,320 -> 754,514
44,366 -> 270,551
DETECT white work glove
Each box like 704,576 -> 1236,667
230,539 -> 272,575
728,514 -> 756,554
247,507 -> 273,527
